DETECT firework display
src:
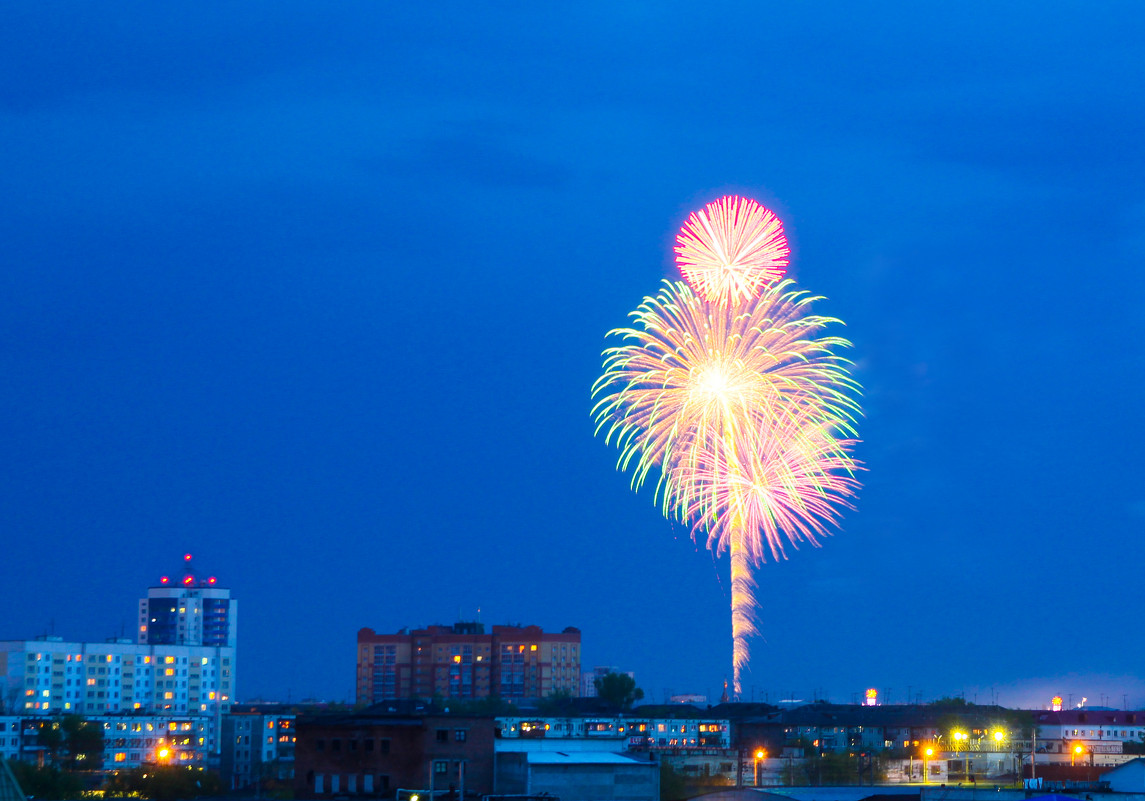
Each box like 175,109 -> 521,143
675,195 -> 790,305
593,196 -> 861,694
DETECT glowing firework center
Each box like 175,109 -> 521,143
593,196 -> 861,696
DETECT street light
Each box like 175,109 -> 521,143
1072,744 -> 1084,767
952,731 -> 968,781
754,749 -> 766,786
924,747 -> 933,784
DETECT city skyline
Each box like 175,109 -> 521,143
2,3 -> 1143,709
5,552 -> 1143,711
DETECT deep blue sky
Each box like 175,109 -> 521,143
2,3 -> 1143,709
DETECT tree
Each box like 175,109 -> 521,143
593,672 -> 644,710
7,761 -> 84,800
537,689 -> 575,716
59,715 -> 104,770
36,720 -> 65,766
659,761 -> 688,801
0,680 -> 21,714
35,715 -> 105,770
102,765 -> 222,801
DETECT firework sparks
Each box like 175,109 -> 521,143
594,201 -> 860,695
671,410 -> 861,565
592,279 -> 858,502
675,195 -> 790,305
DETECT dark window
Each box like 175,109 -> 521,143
380,738 -> 390,754
365,739 -> 374,752
332,738 -> 341,751
350,739 -> 358,751
378,775 -> 390,792
316,739 -> 325,751
436,729 -> 448,743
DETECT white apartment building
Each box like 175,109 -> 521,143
0,636 -> 234,721
497,714 -> 731,749
0,713 -> 210,770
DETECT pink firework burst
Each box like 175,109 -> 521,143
675,196 -> 790,305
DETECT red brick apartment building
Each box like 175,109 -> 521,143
356,622 -> 580,704
293,713 -> 495,799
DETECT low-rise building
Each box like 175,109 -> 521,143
495,750 -> 658,801
293,710 -> 496,799
1032,709 -> 1145,762
221,706 -> 296,791
1,713 -> 211,770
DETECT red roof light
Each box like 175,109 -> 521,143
160,576 -> 169,584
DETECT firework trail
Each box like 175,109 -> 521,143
593,197 -> 861,694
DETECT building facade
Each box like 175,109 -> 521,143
356,623 -> 580,704
0,713 -> 212,770
221,706 -> 297,791
293,712 -> 496,799
0,637 -> 233,718
1032,709 -> 1145,759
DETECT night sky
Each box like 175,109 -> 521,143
3,3 -> 1143,709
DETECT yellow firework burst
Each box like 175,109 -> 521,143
592,277 -> 860,693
